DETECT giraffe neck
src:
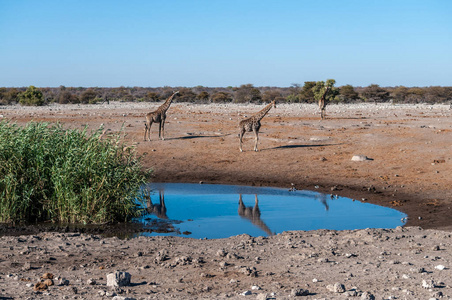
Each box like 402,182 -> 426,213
159,92 -> 178,114
253,101 -> 275,121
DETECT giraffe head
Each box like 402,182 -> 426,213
272,100 -> 277,109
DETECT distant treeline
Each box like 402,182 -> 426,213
1,83 -> 452,106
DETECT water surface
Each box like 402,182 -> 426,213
135,183 -> 406,239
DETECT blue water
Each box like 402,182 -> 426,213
134,183 -> 406,239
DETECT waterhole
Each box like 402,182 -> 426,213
135,183 -> 406,239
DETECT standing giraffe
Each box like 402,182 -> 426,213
319,86 -> 331,120
238,100 -> 276,152
144,91 -> 179,141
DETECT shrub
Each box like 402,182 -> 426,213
18,86 -> 44,106
0,122 -> 150,224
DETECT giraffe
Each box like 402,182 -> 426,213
319,86 -> 331,120
238,194 -> 273,236
238,100 -> 276,152
146,190 -> 168,219
144,91 -> 179,141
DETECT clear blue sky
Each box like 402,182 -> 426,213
1,0 -> 451,88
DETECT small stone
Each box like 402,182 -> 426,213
361,291 -> 376,300
34,282 -> 48,291
251,285 -> 261,290
219,261 -> 229,267
256,294 -> 269,300
41,273 -> 54,279
240,290 -> 252,296
58,278 -> 70,286
107,271 -> 131,287
291,288 -> 309,296
43,279 -> 53,286
216,249 -> 227,257
432,291 -> 443,298
422,279 -> 437,289
327,282 -> 345,293
22,262 -> 31,271
411,267 -> 425,273
112,296 -> 136,300
351,155 -> 371,161
434,264 -> 446,270
87,278 -> 96,285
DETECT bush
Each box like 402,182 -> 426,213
0,122 -> 150,224
18,86 -> 44,106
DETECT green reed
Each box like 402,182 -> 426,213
0,121 -> 150,224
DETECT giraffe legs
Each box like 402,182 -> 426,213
160,119 -> 166,140
158,121 -> 162,140
144,121 -> 153,141
239,128 -> 245,152
253,129 -> 259,152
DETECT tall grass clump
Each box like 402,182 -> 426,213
0,121 -> 150,224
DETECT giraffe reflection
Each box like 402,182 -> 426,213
238,194 -> 274,236
316,193 -> 330,211
146,190 -> 168,219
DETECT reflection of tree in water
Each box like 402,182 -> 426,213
238,194 -> 274,236
146,190 -> 168,219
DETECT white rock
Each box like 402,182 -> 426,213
327,282 -> 345,293
107,271 -> 131,287
240,290 -> 252,296
435,265 -> 446,270
422,279 -> 436,289
351,155 -> 371,161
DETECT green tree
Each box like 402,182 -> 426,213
298,82 -> 316,102
197,91 -> 210,102
361,84 -> 390,103
0,88 -> 7,105
177,88 -> 197,102
312,79 -> 337,103
211,92 -> 233,103
234,84 -> 262,103
145,92 -> 160,102
2,88 -> 20,104
391,86 -> 409,103
18,86 -> 44,106
80,88 -> 98,104
339,84 -> 359,102
262,90 -> 283,103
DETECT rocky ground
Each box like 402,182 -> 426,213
0,227 -> 450,299
0,102 -> 451,299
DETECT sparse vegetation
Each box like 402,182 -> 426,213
0,121 -> 150,224
1,84 -> 451,106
